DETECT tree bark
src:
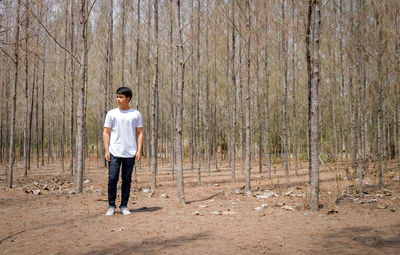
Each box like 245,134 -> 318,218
230,0 -> 236,182
282,0 -> 289,187
75,0 -> 88,193
175,0 -> 185,205
244,0 -> 251,193
196,0 -> 201,185
151,0 -> 159,193
121,0 -> 126,86
69,0 -> 75,175
23,0 -> 30,177
310,0 -> 321,212
8,0 -> 21,188
169,0 -> 175,180
305,0 -> 312,184
291,0 -> 298,176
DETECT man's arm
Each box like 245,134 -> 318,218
103,127 -> 111,161
136,127 -> 143,162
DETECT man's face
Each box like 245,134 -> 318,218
116,94 -> 130,106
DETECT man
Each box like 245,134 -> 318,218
103,87 -> 143,216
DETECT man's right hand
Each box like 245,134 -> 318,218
105,152 -> 111,162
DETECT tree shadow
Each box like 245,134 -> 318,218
1,212 -> 104,244
310,224 -> 400,254
185,193 -> 220,204
82,232 -> 211,255
131,206 -> 162,213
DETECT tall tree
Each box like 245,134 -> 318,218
310,0 -> 321,211
175,0 -> 185,205
121,0 -> 127,86
244,0 -> 251,193
8,0 -> 21,188
196,0 -> 201,184
374,0 -> 385,189
75,0 -> 89,193
230,0 -> 236,182
69,0 -> 75,175
282,0 -> 289,187
23,0 -> 30,177
151,0 -> 159,193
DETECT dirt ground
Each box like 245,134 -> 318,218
1,158 -> 400,255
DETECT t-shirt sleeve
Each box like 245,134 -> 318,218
136,112 -> 143,128
104,111 -> 113,128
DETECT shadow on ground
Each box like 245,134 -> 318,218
81,232 -> 211,255
132,206 -> 162,213
309,224 -> 400,254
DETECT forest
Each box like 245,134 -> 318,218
1,0 -> 400,211
1,0 -> 400,254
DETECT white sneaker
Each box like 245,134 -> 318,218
105,207 -> 115,216
121,207 -> 131,216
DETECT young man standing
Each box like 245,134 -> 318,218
103,87 -> 143,216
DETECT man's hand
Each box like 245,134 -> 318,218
103,127 -> 111,162
105,152 -> 111,162
135,151 -> 141,162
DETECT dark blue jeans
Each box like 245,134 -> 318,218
108,154 -> 135,208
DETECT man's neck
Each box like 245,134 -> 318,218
118,105 -> 130,111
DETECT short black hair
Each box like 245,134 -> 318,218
116,87 -> 132,102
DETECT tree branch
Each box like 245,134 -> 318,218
21,1 -> 81,66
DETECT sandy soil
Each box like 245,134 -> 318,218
1,158 -> 399,255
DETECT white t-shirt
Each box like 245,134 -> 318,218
104,108 -> 143,158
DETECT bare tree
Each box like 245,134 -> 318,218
310,0 -> 321,211
196,0 -> 201,185
75,0 -> 89,193
282,0 -> 289,187
175,0 -> 185,205
244,0 -> 251,193
69,0 -> 75,175
121,0 -> 127,86
8,0 -> 21,188
151,0 -> 159,193
23,0 -> 30,177
230,0 -> 236,182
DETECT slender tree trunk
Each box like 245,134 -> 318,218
146,0 -> 151,169
135,0 -> 141,110
282,0 -> 289,187
61,0 -> 69,172
0,81 -> 4,164
255,3 -> 262,174
169,0 -> 175,180
196,0 -> 201,185
230,0 -> 236,182
305,0 -> 312,184
244,0 -> 251,193
396,1 -> 400,177
213,18 -> 218,172
375,3 -> 384,189
291,0 -> 298,176
151,0 -> 159,193
75,0 -> 88,193
205,0 -> 210,177
8,0 -> 21,188
41,39 -> 46,167
23,0 -> 30,177
356,0 -> 363,194
69,0 -> 75,174
189,0 -> 195,172
175,0 -> 185,205
263,6 -> 271,180
121,0 -> 126,86
310,0 -> 321,212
